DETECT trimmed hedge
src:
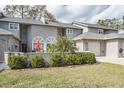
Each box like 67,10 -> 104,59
49,53 -> 65,67
8,52 -> 96,69
8,55 -> 28,69
50,52 -> 96,67
31,54 -> 45,68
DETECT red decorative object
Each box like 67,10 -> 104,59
36,38 -> 40,50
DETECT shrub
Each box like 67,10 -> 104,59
31,54 -> 45,68
84,53 -> 96,64
8,55 -> 28,69
49,53 -> 65,67
64,53 -> 85,65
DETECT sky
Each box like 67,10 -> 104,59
1,5 -> 124,23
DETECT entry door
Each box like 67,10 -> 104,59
21,44 -> 27,52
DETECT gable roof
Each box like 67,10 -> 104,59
0,17 -> 81,29
0,28 -> 20,40
73,32 -> 124,41
73,22 -> 118,30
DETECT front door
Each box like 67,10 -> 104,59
21,44 -> 27,52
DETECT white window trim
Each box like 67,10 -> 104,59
9,23 -> 19,31
66,28 -> 73,35
98,29 -> 104,34
32,36 -> 44,51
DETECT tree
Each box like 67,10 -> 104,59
28,5 -> 46,20
29,5 -> 56,22
3,5 -> 57,22
97,18 -> 122,29
3,5 -> 30,18
47,36 -> 76,53
44,10 -> 56,22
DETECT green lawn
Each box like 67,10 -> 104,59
1,63 -> 124,88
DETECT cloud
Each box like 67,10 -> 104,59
88,5 -> 124,23
47,5 -> 110,23
1,5 -> 124,24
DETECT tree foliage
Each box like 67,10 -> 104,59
47,36 -> 77,53
97,17 -> 123,29
3,5 -> 56,22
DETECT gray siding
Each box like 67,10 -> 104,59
0,21 -> 20,38
27,25 -> 58,52
0,35 -> 19,60
66,28 -> 82,38
104,30 -> 118,34
88,27 -> 99,34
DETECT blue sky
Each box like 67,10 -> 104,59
1,5 -> 124,23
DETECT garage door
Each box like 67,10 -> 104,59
88,41 -> 100,56
106,40 -> 118,57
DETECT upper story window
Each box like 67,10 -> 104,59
9,23 -> 19,31
66,28 -> 73,35
98,29 -> 104,34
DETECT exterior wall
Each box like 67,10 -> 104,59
20,25 -> 28,44
106,39 -> 119,58
118,39 -> 124,57
0,35 -> 19,60
0,21 -> 20,38
66,28 -> 82,38
73,24 -> 88,33
75,39 -> 103,56
104,30 -> 118,34
100,41 -> 106,56
76,40 -> 84,52
27,25 -> 58,52
88,27 -> 100,34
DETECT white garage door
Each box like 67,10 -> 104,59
88,41 -> 100,56
106,40 -> 118,57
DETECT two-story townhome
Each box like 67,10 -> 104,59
72,22 -> 124,58
0,17 -> 82,60
1,16 -> 124,61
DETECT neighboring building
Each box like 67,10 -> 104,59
73,22 -> 124,58
0,17 -> 124,60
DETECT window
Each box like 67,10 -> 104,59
32,36 -> 44,51
46,36 -> 56,48
66,28 -> 73,35
84,42 -> 88,51
98,29 -> 104,34
9,23 -> 19,30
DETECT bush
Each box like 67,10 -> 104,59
64,52 -> 96,65
49,53 -> 65,67
64,53 -> 85,65
31,54 -> 45,68
8,55 -> 28,69
84,53 -> 96,64
49,52 -> 96,67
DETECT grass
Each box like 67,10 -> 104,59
1,63 -> 124,88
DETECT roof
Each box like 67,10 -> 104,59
0,28 -> 20,40
73,22 -> 118,30
73,33 -> 104,40
73,32 -> 124,41
0,17 -> 81,29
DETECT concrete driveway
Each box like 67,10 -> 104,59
96,57 -> 124,65
0,62 -> 5,71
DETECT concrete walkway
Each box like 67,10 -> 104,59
0,62 -> 5,71
96,57 -> 124,65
